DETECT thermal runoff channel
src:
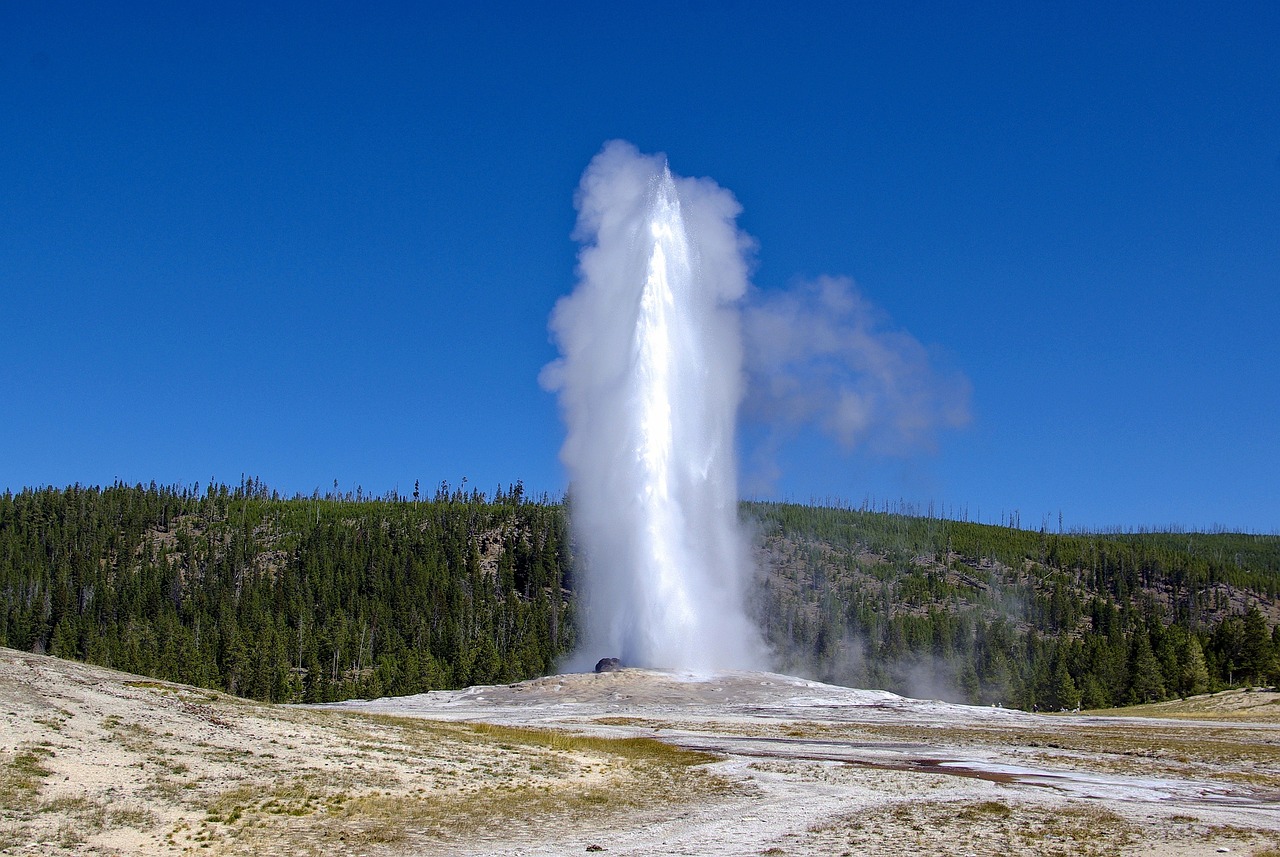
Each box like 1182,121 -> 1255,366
543,141 -> 765,672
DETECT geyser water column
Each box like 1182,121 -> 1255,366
542,141 -> 765,672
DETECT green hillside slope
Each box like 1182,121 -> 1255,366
0,481 -> 573,702
1,483 -> 1276,710
751,502 -> 1280,708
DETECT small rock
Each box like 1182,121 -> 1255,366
594,657 -> 622,673
586,845 -> 605,852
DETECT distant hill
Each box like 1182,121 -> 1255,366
0,480 -> 574,703
748,502 -> 1280,708
1,482 -> 1276,710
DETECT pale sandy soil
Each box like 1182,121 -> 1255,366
3,647 -> 1279,856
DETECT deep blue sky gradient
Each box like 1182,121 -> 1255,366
3,3 -> 1277,531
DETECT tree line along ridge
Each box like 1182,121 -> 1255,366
1,482 -> 1277,710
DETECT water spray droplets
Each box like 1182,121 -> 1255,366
546,141 -> 765,672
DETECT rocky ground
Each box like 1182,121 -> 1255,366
3,646 -> 1279,856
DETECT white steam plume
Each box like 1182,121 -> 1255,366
543,142 -> 971,673
541,141 -> 766,672
741,275 -> 971,488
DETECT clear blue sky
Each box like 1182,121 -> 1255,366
3,3 -> 1277,532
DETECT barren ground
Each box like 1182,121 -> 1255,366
3,647 -> 1279,856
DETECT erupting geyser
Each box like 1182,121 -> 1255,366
542,141 -> 765,671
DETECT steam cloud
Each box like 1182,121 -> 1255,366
741,276 -> 971,488
543,141 -> 971,674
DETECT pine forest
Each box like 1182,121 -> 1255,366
2,481 -> 1277,711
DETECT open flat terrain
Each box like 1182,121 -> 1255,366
3,647 -> 1279,856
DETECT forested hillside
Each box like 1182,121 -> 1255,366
2,483 -> 1277,710
752,502 -> 1280,709
0,480 -> 573,702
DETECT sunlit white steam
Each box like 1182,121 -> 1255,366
543,142 -> 971,674
741,276 -> 971,490
542,142 -> 764,671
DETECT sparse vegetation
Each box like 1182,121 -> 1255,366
1,744 -> 55,809
801,800 -> 1141,856
158,711 -> 733,854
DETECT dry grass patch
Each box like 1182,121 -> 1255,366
0,744 -> 55,809
1081,689 -> 1280,723
792,801 -> 1280,857
180,714 -> 734,856
464,720 -> 721,765
789,719 -> 1280,789
0,744 -> 56,853
593,716 -> 652,727
593,714 -> 797,739
797,799 -> 1138,856
37,794 -> 157,835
